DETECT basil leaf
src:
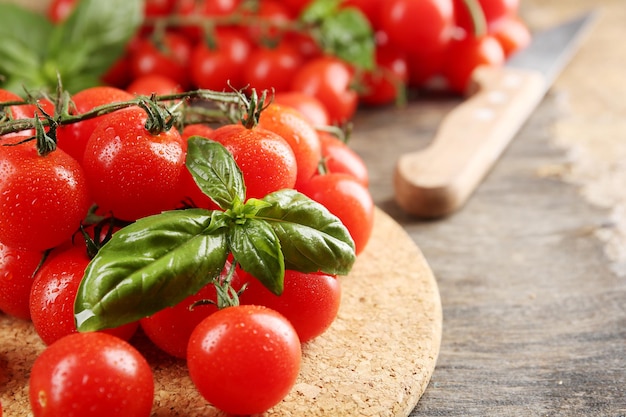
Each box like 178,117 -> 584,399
255,189 -> 356,275
47,0 -> 142,93
229,218 -> 285,295
300,0 -> 374,70
0,4 -> 53,94
186,137 -> 246,210
75,209 -> 229,331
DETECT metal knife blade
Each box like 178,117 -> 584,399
394,11 -> 597,219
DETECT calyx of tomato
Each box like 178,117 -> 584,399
74,137 -> 356,332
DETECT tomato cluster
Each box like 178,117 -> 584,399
0,82 -> 373,415
47,0 -> 530,126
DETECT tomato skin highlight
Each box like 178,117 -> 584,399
82,107 -> 187,221
29,332 -> 154,417
0,139 -> 91,252
187,305 -> 301,415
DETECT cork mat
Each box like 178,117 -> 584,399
0,208 -> 442,417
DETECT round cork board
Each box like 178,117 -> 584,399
0,208 -> 442,417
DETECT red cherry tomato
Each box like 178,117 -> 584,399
187,305 -> 301,415
239,270 -> 341,343
29,332 -> 154,417
56,86 -> 134,163
130,32 -> 192,89
291,56 -> 358,125
317,131 -> 369,187
491,15 -> 531,58
82,107 -> 187,221
177,0 -> 243,42
299,173 -> 375,255
140,261 -> 240,358
47,0 -> 77,23
0,241 -> 42,320
273,91 -> 330,127
0,89 -> 54,139
210,123 -> 297,200
453,0 -> 520,33
442,33 -> 505,94
244,43 -> 303,94
380,0 -> 455,56
359,43 -> 409,106
342,0 -> 384,30
126,74 -> 183,96
0,138 -> 91,252
29,247 -> 138,346
281,0 -> 313,17
258,103 -> 322,187
190,28 -> 253,91
243,0 -> 292,43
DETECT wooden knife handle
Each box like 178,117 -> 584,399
394,65 -> 547,218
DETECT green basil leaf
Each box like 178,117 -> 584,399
186,137 -> 246,210
229,218 -> 285,295
318,9 -> 375,70
299,0 -> 342,22
255,189 -> 356,275
0,4 -> 53,94
75,209 -> 229,332
46,0 -> 143,93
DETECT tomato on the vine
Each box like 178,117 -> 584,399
29,332 -> 154,417
187,305 -> 301,415
299,172 -> 374,255
126,74 -> 183,96
0,138 -> 91,252
29,246 -> 139,346
258,103 -> 322,187
317,131 -> 369,187
244,43 -> 303,94
0,241 -> 42,321
291,56 -> 358,125
82,107 -> 187,221
56,86 -> 135,163
209,123 -> 297,200
442,33 -> 505,93
239,269 -> 341,343
273,91 -> 330,126
130,32 -> 193,89
359,43 -> 409,106
189,28 -> 253,92
0,89 -> 54,139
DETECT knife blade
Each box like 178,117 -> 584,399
394,11 -> 597,218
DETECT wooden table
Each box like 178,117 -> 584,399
350,0 -> 626,415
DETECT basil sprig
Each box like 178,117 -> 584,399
0,0 -> 142,95
75,137 -> 356,332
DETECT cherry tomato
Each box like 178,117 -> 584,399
82,107 -> 187,221
359,43 -> 409,106
491,15 -> 531,58
101,55 -> 134,89
56,86 -> 135,164
189,28 -> 253,91
178,0 -> 243,42
0,241 -> 42,320
0,89 -> 54,139
140,261 -> 240,358
342,0 -> 384,30
126,74 -> 183,96
453,0 -> 519,33
281,0 -> 313,18
187,305 -> 301,415
210,123 -> 297,200
244,43 -> 303,94
291,56 -> 358,125
144,0 -> 177,17
239,270 -> 341,343
0,138 -> 91,252
47,0 -> 77,23
273,91 -> 330,127
29,246 -> 138,346
442,33 -> 505,93
130,32 -> 192,89
243,0 -> 292,44
258,103 -> 322,188
299,173 -> 374,255
380,0 -> 455,56
29,332 -> 154,417
317,131 -> 369,187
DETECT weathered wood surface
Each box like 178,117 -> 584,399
350,0 -> 626,415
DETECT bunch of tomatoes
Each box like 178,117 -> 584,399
0,78 -> 373,415
46,0 -> 531,125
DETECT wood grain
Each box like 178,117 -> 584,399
0,209 -> 442,417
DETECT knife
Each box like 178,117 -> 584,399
394,11 -> 597,218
